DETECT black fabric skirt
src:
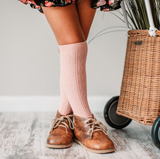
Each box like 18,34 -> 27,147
18,0 -> 123,14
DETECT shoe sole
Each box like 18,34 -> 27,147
46,142 -> 72,149
74,138 -> 115,154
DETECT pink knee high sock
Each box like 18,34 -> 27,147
58,40 -> 92,119
58,50 -> 73,115
58,70 -> 73,115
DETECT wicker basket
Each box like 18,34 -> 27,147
116,1 -> 160,125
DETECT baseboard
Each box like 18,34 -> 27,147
0,96 -> 113,113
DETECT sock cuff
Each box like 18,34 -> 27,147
58,40 -> 87,52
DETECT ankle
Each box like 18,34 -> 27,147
74,113 -> 93,119
58,109 -> 73,116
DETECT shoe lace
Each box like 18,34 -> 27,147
50,115 -> 74,133
84,118 -> 108,137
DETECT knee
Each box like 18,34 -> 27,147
58,36 -> 86,45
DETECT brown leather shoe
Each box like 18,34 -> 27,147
46,110 -> 74,148
73,114 -> 115,153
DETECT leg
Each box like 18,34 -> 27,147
42,3 -> 85,115
76,0 -> 96,39
71,2 -> 115,154
44,4 -> 84,149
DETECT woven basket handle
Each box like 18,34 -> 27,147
121,0 -> 158,36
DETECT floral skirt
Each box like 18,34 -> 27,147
18,0 -> 123,14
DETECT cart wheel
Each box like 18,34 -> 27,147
103,96 -> 132,129
151,116 -> 160,149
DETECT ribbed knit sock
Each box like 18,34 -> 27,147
58,49 -> 73,115
58,40 -> 92,119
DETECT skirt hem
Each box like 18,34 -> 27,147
18,0 -> 123,14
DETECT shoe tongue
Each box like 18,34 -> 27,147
55,110 -> 72,126
88,115 -> 102,130
89,114 -> 96,120
91,114 -> 96,119
55,110 -> 62,118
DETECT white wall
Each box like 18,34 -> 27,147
0,1 -> 128,111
